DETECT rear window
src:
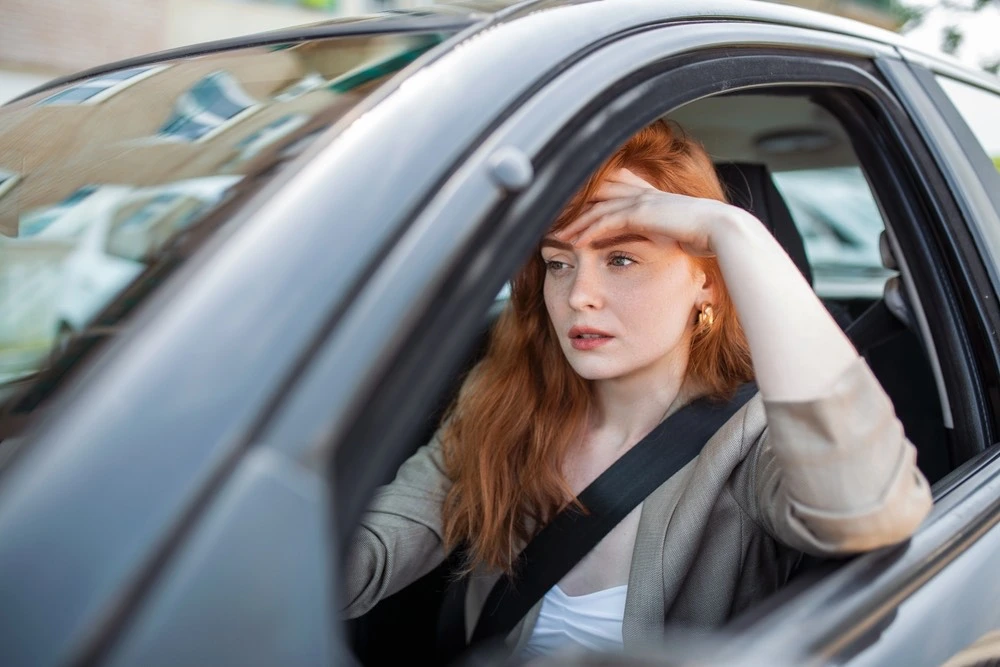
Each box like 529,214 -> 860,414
772,166 -> 895,300
0,30 -> 452,415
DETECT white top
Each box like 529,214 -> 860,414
520,584 -> 628,659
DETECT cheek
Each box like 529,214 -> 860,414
615,267 -> 699,339
543,269 -> 578,304
543,275 -> 559,319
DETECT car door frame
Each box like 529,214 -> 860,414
878,54 -> 1000,467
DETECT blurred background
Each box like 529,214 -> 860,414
0,0 -> 997,104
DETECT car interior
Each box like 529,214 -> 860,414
347,91 -> 949,664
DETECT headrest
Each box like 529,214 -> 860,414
714,162 -> 813,286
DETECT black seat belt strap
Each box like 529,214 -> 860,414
437,381 -> 756,659
844,298 -> 908,354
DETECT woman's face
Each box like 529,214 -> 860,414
541,203 -> 713,384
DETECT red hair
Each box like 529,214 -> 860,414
441,120 -> 753,574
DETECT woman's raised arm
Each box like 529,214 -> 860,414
556,168 -> 932,553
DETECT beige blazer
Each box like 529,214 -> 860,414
343,356 -> 933,654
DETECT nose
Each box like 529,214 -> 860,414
567,260 -> 604,311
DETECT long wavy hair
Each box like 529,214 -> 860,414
441,120 -> 754,575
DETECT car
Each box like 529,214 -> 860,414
1,1 -> 1000,665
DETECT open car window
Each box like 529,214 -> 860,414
772,166 -> 895,300
0,30 -> 454,429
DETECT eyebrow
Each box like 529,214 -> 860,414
540,233 -> 651,251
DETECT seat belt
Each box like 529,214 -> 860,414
437,381 -> 757,661
436,306 -> 896,661
843,298 -> 908,354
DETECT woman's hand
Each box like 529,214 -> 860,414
553,168 -> 760,256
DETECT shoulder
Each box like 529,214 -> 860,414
701,390 -> 767,463
678,390 -> 767,492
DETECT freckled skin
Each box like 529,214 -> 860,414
540,237 -> 712,386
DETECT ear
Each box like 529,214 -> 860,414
693,266 -> 717,306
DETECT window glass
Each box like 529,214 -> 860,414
231,113 -> 310,164
158,71 -> 259,142
669,94 -> 894,302
937,76 -> 1000,170
275,72 -> 327,101
0,30 -> 452,394
37,66 -> 166,106
773,166 -> 895,300
0,169 -> 18,200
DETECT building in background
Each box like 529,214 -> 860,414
0,0 -> 902,103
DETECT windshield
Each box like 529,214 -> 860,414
0,30 -> 454,423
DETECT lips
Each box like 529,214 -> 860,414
568,326 -> 614,351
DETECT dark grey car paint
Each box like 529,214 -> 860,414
0,1 -> 999,666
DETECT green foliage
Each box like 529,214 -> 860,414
942,25 -> 965,54
889,0 -> 927,27
894,0 -> 999,74
300,0 -> 337,8
993,155 -> 1000,172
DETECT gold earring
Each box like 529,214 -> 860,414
697,304 -> 715,329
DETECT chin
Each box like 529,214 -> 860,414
564,356 -> 632,382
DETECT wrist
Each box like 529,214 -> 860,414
708,206 -> 768,257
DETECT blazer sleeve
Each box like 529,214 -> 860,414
745,355 -> 933,556
341,429 -> 453,618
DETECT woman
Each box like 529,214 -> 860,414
343,120 -> 933,658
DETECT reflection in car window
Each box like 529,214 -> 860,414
0,168 -> 19,201
36,65 -> 167,106
772,166 -> 895,299
0,30 -> 453,410
936,76 -> 1000,172
158,70 -> 260,143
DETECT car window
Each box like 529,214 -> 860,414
772,166 -> 895,300
936,76 -> 1000,170
670,95 -> 895,302
0,30 -> 453,416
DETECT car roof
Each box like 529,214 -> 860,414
13,0 -> 948,105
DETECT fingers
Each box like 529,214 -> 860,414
611,168 -> 656,190
552,170 -> 661,246
556,198 -> 636,242
570,209 -> 638,248
591,181 -> 642,202
590,170 -> 656,201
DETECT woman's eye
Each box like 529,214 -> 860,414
608,254 -> 636,267
545,260 -> 569,272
